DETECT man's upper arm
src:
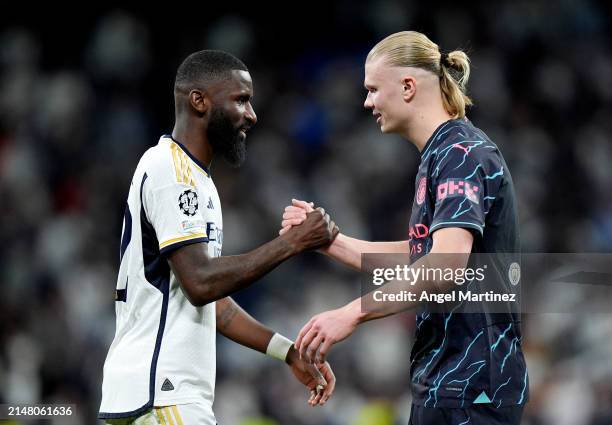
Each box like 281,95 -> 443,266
142,151 -> 210,256
167,242 -> 211,305
430,227 -> 473,254
141,151 -> 212,303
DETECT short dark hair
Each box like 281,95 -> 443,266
174,50 -> 248,93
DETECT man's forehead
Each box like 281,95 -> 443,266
364,59 -> 386,85
207,70 -> 252,95
230,69 -> 253,91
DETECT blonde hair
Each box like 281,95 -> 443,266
367,31 -> 472,118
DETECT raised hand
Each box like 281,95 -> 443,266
280,206 -> 338,253
280,199 -> 315,235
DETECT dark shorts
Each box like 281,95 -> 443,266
408,403 -> 524,425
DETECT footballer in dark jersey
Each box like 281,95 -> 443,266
283,31 -> 528,425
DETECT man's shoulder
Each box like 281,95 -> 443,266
146,137 -> 179,169
131,138 -> 180,191
140,138 -> 174,166
432,122 -> 501,166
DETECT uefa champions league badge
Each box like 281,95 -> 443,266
178,189 -> 199,216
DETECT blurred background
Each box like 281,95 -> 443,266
1,1 -> 612,424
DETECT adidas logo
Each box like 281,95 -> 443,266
161,378 -> 174,391
207,197 -> 214,209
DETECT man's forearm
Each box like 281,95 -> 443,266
216,297 -> 274,354
203,236 -> 298,299
322,233 -> 410,270
171,209 -> 336,306
170,236 -> 298,306
344,253 -> 468,324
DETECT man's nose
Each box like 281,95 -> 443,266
364,93 -> 373,109
245,103 -> 257,125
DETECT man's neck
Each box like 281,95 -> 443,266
171,120 -> 213,168
402,108 -> 453,152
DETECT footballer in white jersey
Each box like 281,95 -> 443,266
99,136 -> 221,421
99,50 -> 338,424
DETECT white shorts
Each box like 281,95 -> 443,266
105,404 -> 216,425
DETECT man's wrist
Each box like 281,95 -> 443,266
318,232 -> 343,255
285,345 -> 299,365
266,333 -> 294,362
344,298 -> 367,325
278,233 -> 301,256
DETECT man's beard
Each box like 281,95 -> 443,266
207,107 -> 247,168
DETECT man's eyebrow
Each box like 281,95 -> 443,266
235,91 -> 253,100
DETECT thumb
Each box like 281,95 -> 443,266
310,364 -> 327,388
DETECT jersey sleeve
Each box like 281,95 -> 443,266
429,142 -> 504,236
142,153 -> 209,256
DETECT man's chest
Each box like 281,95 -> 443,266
195,179 -> 223,257
408,163 -> 434,260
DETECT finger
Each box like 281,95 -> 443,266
284,207 -> 308,215
312,384 -> 325,405
295,320 -> 314,350
297,199 -> 315,212
285,205 -> 306,213
315,207 -> 325,217
292,199 -> 314,212
319,363 -> 336,403
281,218 -> 304,227
327,220 -> 336,235
329,221 -> 340,241
305,334 -> 325,363
279,226 -> 291,235
314,370 -> 328,405
298,328 -> 319,359
283,211 -> 307,220
283,209 -> 307,219
308,368 -> 327,406
317,339 -> 335,365
309,389 -> 316,406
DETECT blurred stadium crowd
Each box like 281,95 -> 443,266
1,2 -> 612,424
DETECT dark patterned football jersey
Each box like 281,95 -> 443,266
408,118 -> 528,408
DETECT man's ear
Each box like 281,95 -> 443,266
189,89 -> 209,114
401,76 -> 416,102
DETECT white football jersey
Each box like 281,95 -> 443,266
99,135 -> 222,424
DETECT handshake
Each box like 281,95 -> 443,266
275,199 -> 363,405
278,199 -> 339,253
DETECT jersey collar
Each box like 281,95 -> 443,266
162,134 -> 211,177
420,119 -> 457,159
